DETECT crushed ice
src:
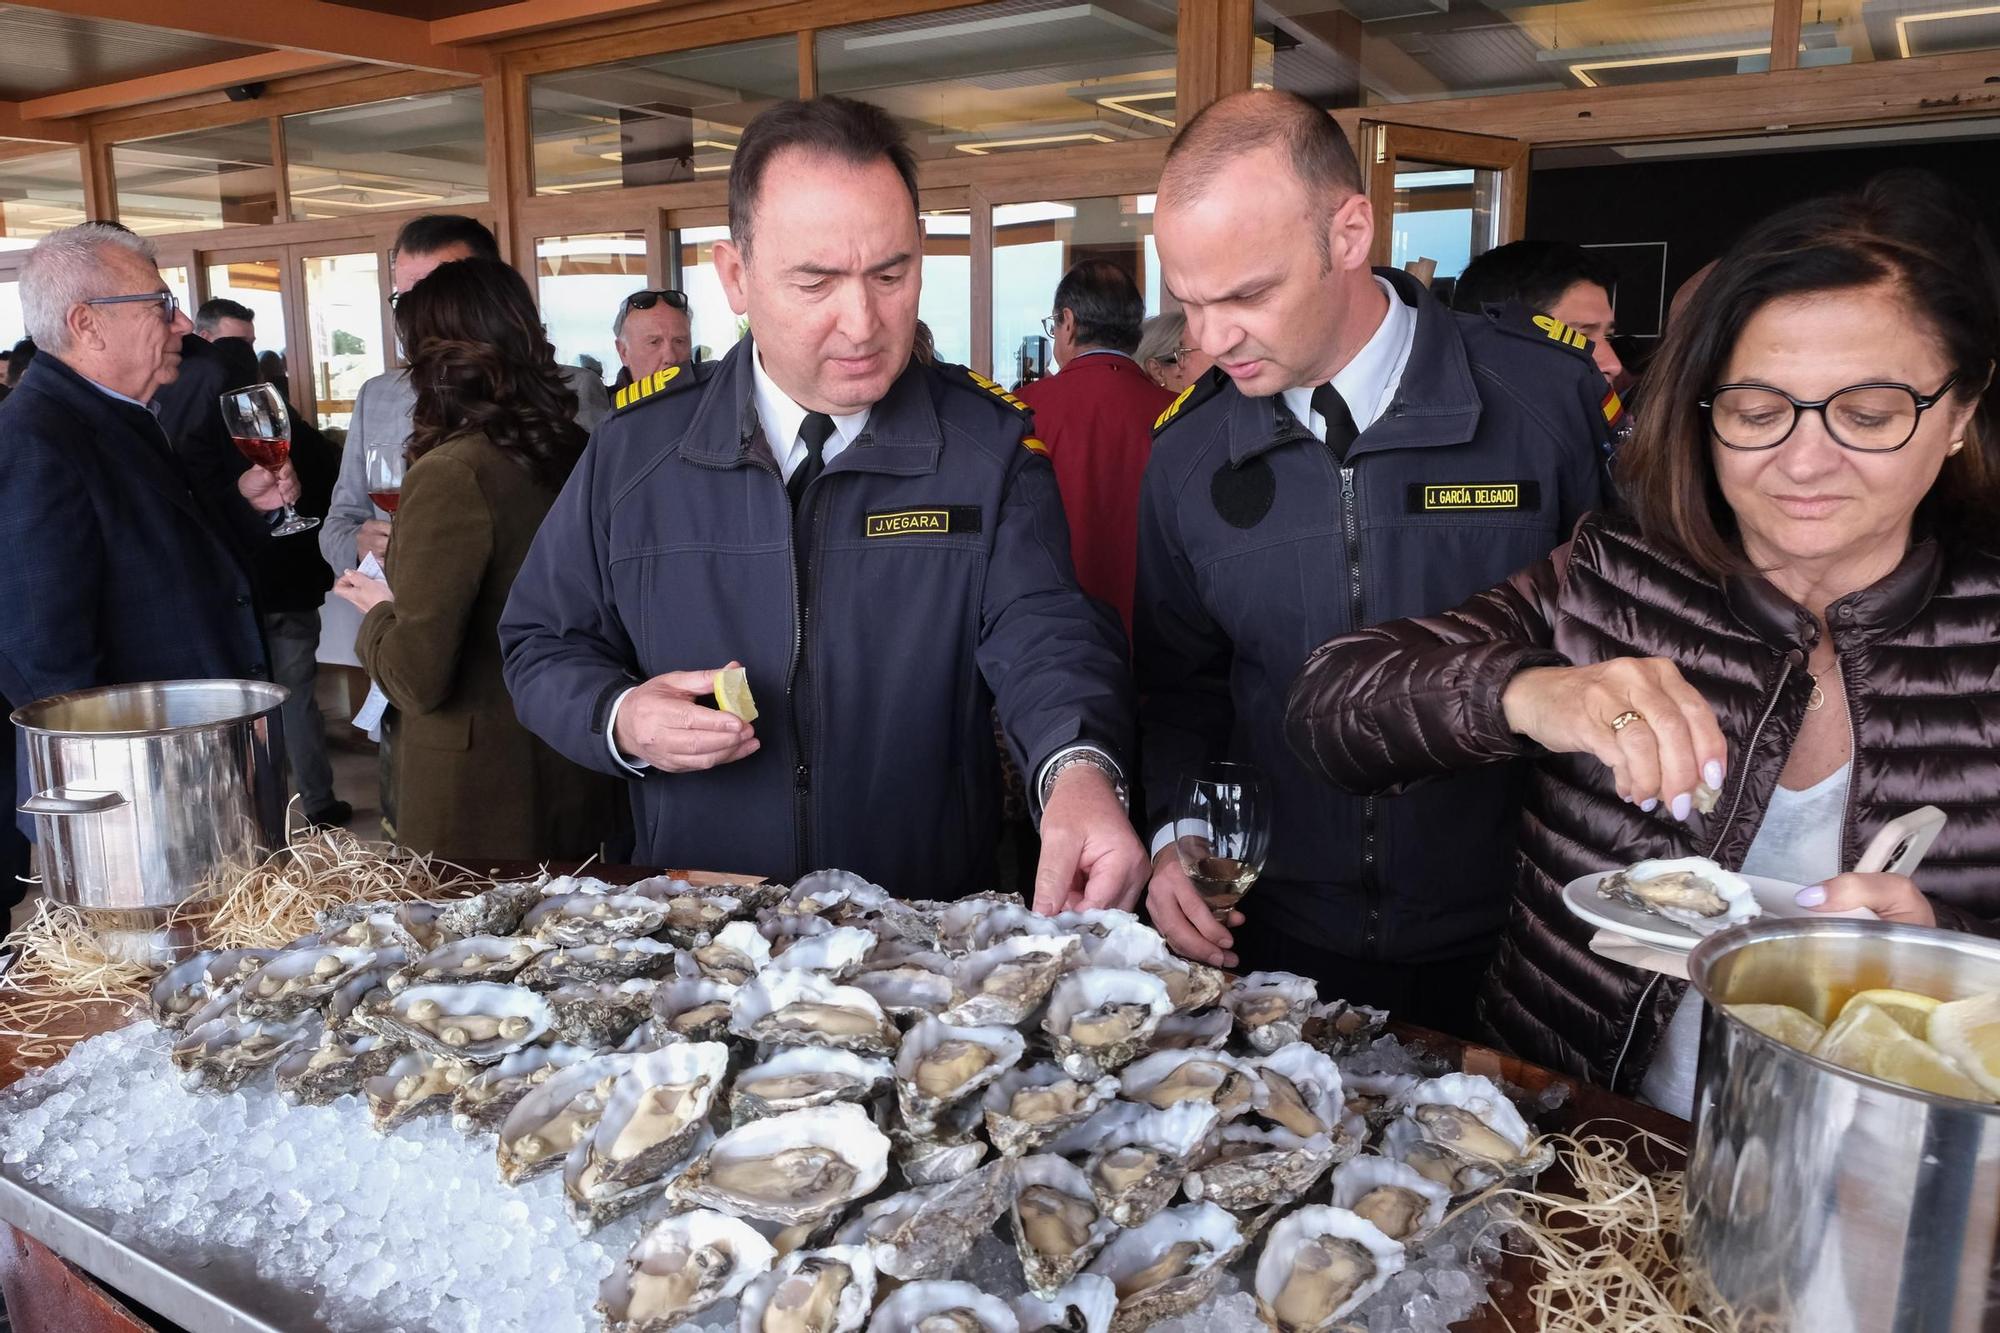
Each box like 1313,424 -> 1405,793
0,1023 -> 1514,1333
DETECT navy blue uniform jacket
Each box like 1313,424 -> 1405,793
1136,268 -> 1610,965
1,354 -> 269,833
500,338 -> 1133,896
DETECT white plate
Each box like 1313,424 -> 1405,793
1562,869 -> 1875,951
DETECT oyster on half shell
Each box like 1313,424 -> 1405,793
1008,1154 -> 1118,1298
669,1102 -> 891,1226
1327,1155 -> 1451,1243
982,1065 -> 1121,1158
894,1017 -> 1026,1130
736,1245 -> 879,1333
730,970 -> 900,1056
836,1159 -> 1014,1280
1084,1202 -> 1244,1333
1251,1205 -> 1405,1333
1221,972 -> 1318,1053
1042,968 -> 1174,1080
730,1047 -> 894,1126
600,1209 -> 778,1333
865,1281 -> 1020,1333
1011,1275 -> 1117,1333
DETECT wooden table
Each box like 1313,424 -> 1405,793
0,865 -> 1692,1333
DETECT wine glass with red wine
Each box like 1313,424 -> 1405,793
364,438 -> 404,516
219,383 -> 317,537
1174,762 -> 1272,921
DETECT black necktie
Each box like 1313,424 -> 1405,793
787,412 -> 837,507
1311,383 -> 1360,463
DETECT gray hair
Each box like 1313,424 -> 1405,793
1136,310 -> 1188,367
20,223 -> 157,354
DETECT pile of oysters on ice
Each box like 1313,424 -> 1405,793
150,870 -> 1554,1333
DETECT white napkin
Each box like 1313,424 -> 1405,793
351,553 -> 392,739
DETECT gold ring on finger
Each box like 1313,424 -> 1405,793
1609,710 -> 1645,733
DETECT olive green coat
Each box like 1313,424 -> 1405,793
357,431 -> 620,863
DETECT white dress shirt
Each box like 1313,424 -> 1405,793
1279,274 -> 1418,442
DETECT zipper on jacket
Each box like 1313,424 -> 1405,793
1337,462 -> 1382,954
789,483 -> 827,877
1606,654 -> 1796,1092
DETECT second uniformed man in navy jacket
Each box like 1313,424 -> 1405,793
500,96 -> 1148,911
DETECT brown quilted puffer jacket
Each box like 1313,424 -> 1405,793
1284,511 -> 2000,1096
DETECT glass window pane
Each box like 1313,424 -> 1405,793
0,280 -> 21,347
1806,2 -> 2000,63
920,209 -> 972,369
116,124 -> 279,233
538,232 -> 645,379
991,195 -> 1155,386
284,88 -> 488,223
205,258 -> 289,384
674,224 -> 742,365
303,253 -> 384,433
817,0 -> 1179,160
1256,1 -> 1776,105
1387,164 -> 1498,280
0,149 -> 87,252
159,266 -> 191,317
530,38 -> 798,196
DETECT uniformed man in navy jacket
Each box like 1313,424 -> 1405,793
501,96 -> 1147,911
1137,91 -> 1612,1036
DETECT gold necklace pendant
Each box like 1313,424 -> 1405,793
1807,683 -> 1826,712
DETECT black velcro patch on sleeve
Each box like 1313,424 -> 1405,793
1211,458 -> 1277,529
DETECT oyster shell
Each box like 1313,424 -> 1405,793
434,877 -> 544,939
364,1050 -> 472,1130
452,1042 -> 595,1133
371,982 -> 553,1061
866,1281 -> 1020,1333
782,870 -> 895,920
275,1028 -> 400,1105
205,947 -> 279,988
149,951 -> 217,1029
731,1047 -> 894,1126
1222,972 -> 1318,1053
1181,1123 -> 1337,1212
525,891 -> 672,947
649,891 -> 746,949
567,1125 -> 714,1232
1011,1275 -> 1116,1333
1077,1101 -> 1220,1226
1341,1073 -> 1417,1132
1146,1009 -> 1233,1052
1249,1045 -> 1345,1140
1008,1154 -> 1118,1297
568,1043 -> 732,1197
850,951 -> 963,1019
651,976 -> 740,1045
1042,968 -> 1174,1079
495,1052 -> 635,1184
730,970 -> 900,1056
237,945 -> 384,1020
1327,1155 -> 1451,1243
518,938 -> 681,989
669,1102 -> 891,1226
327,965 -> 398,1036
895,1131 -> 989,1187
765,926 -> 879,979
1252,1205 -> 1405,1333
942,935 -> 1080,1027
736,1245 -> 878,1333
548,978 -> 659,1047
1118,1050 -> 1264,1121
1084,1202 -> 1244,1333
172,1010 -> 320,1091
1598,856 -> 1761,935
692,921 -> 776,986
982,1065 -> 1121,1157
1301,1000 -> 1390,1057
390,901 -> 448,952
391,934 -> 546,990
836,1159 -> 1014,1280
894,1018 -> 1027,1130
600,1209 -> 778,1333
316,910 -> 412,952
1388,1072 -> 1551,1190
935,893 -> 1044,952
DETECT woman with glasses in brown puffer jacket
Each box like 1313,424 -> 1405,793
1283,170 -> 2000,1117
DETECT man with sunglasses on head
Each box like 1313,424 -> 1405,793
0,224 -> 302,866
613,288 -> 694,391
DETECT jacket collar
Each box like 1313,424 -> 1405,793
1228,266 -> 1482,466
683,335 -> 943,478
1723,538 -> 1945,650
22,354 -> 211,527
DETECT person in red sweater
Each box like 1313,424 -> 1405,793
1018,259 -> 1172,634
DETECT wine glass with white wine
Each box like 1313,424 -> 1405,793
1174,762 -> 1272,920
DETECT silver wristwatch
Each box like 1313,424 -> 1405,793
1040,748 -> 1129,812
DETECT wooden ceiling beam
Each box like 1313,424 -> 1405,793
430,0 -> 669,45
0,101 -> 83,144
1,0 -> 491,76
21,51 -> 344,121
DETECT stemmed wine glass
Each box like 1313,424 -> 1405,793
219,383 -> 318,537
1174,762 -> 1273,921
364,438 -> 405,517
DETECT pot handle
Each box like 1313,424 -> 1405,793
19,788 -> 127,817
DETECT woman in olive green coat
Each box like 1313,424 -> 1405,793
333,257 -> 619,863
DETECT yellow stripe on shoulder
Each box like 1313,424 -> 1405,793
1021,435 -> 1049,457
613,363 -> 683,413
966,368 -> 1031,414
1155,382 -> 1197,431
1531,313 -> 1589,352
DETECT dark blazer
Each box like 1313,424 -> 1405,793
358,431 -> 619,863
0,354 -> 269,832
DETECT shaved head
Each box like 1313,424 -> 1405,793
1160,90 -> 1363,261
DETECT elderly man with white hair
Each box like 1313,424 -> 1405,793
0,222 -> 300,848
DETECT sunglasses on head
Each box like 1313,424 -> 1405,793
623,289 -> 690,313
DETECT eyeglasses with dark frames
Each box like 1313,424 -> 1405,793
1702,374 -> 1964,453
622,288 -> 690,313
83,290 -> 179,324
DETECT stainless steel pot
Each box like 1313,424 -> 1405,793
12,680 -> 290,911
1687,918 -> 2000,1333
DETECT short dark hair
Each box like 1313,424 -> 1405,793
728,96 -> 919,257
193,297 -> 256,335
1163,90 -> 1362,209
1053,259 -> 1145,354
1621,168 -> 2000,577
1450,241 -> 1615,317
392,214 -> 500,263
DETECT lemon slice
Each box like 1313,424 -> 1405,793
1811,1003 -> 1909,1078
1873,1034 -> 1995,1102
713,666 -> 759,723
1838,988 -> 1941,1040
1725,1003 -> 1824,1053
1928,992 -> 2000,1099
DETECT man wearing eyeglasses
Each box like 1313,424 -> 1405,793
502,96 -> 1145,912
613,289 -> 694,389
0,223 -> 301,862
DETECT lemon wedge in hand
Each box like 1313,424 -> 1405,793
713,666 -> 759,723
